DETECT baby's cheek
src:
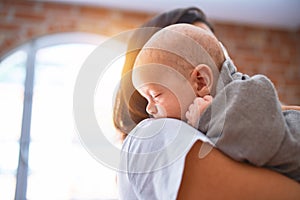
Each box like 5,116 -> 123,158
170,100 -> 183,119
157,106 -> 167,118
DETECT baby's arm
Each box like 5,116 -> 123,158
185,95 -> 213,128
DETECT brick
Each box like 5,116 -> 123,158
79,6 -> 110,18
245,31 -> 267,48
14,12 -> 46,22
241,55 -> 263,63
5,1 -> 36,8
42,2 -> 74,12
47,22 -> 77,33
0,22 -> 19,31
0,9 -> 8,19
117,10 -> 150,23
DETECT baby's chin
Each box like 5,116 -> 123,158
163,116 -> 188,122
151,112 -> 187,121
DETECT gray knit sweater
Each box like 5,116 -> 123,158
198,59 -> 300,182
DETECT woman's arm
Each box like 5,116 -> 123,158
178,141 -> 300,200
282,105 -> 300,111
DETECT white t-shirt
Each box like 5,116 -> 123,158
118,118 -> 212,200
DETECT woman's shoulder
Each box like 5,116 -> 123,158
119,118 -> 211,199
120,118 -> 212,175
122,118 -> 211,155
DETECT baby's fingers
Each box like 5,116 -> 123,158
203,95 -> 213,102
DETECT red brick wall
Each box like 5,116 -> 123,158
0,1 -> 151,55
1,0 -> 299,104
215,23 -> 300,104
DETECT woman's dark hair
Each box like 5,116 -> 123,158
113,7 -> 214,139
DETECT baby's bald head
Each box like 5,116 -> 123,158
134,23 -> 225,73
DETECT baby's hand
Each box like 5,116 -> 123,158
185,95 -> 213,128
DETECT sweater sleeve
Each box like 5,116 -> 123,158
198,75 -> 286,166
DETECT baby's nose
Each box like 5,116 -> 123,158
146,102 -> 157,115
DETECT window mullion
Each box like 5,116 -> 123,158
15,42 -> 36,200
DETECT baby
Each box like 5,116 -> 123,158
132,23 -> 300,182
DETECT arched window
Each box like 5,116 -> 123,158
0,33 -> 123,200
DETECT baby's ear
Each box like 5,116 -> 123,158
190,64 -> 213,97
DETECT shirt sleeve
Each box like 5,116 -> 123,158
117,171 -> 138,200
117,118 -> 212,200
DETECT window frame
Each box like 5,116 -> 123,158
0,32 -> 105,200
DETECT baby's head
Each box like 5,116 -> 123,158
132,24 -> 225,120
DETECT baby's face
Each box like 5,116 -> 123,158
136,83 -> 181,119
133,57 -> 196,120
133,48 -> 197,120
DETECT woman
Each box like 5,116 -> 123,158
114,7 -> 300,199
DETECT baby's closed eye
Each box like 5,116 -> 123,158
150,92 -> 162,101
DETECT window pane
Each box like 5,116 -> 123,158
0,50 -> 27,200
27,44 -> 118,199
